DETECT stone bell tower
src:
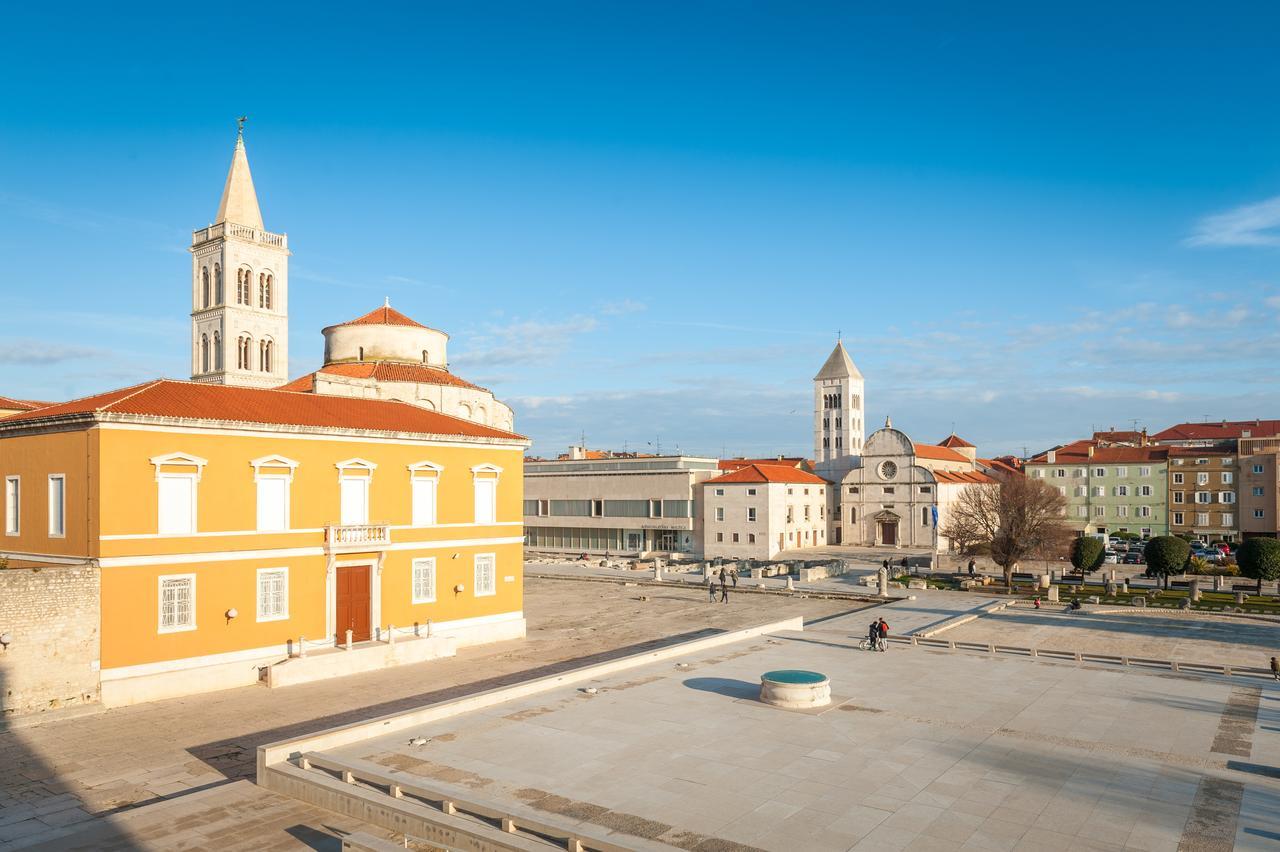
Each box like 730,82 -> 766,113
189,120 -> 290,387
813,340 -> 865,479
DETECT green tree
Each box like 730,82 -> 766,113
1069,536 -> 1105,577
1236,538 -> 1280,595
1143,535 -> 1190,589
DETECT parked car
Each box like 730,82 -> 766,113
1122,551 -> 1144,565
1104,551 -> 1120,564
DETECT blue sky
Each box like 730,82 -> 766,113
2,3 -> 1279,458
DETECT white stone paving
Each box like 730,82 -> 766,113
327,606 -> 1280,851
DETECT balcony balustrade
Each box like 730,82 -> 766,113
325,523 -> 391,549
192,221 -> 288,249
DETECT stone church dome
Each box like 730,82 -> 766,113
321,300 -> 450,367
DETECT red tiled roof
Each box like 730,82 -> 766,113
1166,446 -> 1234,457
332,305 -> 429,329
280,362 -> 484,393
0,395 -> 53,412
913,443 -> 969,463
977,456 -> 1024,477
938,434 -> 974,449
1151,420 -> 1280,442
705,464 -> 827,485
1027,441 -> 1167,465
718,457 -> 811,472
0,379 -> 524,441
1092,429 -> 1144,444
933,470 -> 995,484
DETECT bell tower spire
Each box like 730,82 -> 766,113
812,340 -> 865,478
189,120 -> 291,388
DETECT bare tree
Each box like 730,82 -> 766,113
941,475 -> 1072,590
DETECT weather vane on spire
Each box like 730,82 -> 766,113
236,115 -> 248,138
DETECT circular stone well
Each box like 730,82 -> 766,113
759,669 -> 831,709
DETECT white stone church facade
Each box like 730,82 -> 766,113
809,342 -> 996,551
187,127 -> 513,429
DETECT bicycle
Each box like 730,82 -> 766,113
858,637 -> 884,651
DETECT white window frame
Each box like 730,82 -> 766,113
336,459 -> 376,526
1223,512 -> 1234,526
1255,509 -> 1266,519
1138,506 -> 1152,518
714,488 -> 724,497
1222,472 -> 1233,484
1139,485 -> 1152,497
158,573 -> 196,634
252,455 -> 298,533
47,474 -> 66,538
1094,467 -> 1105,477
747,507 -> 757,522
474,552 -> 496,597
1197,473 -> 1209,486
412,557 -> 437,604
1254,464 -> 1265,474
256,567 -> 289,622
156,473 -> 198,535
4,475 -> 18,536
714,506 -> 725,522
1173,473 -> 1184,484
1139,466 -> 1151,477
409,461 -> 443,527
471,464 -> 502,525
1114,467 -> 1127,477
1220,492 -> 1235,504
1173,511 -> 1184,525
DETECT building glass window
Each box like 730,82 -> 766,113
474,553 -> 496,596
412,558 -> 436,603
256,568 -> 288,621
4,476 -> 18,535
158,574 -> 196,633
47,474 -> 65,537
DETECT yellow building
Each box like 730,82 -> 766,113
0,379 -> 528,705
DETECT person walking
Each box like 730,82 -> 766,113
720,575 -> 729,604
708,575 -> 717,603
1271,656 -> 1279,681
867,620 -> 879,650
968,559 -> 976,577
876,618 -> 889,651
730,566 -> 738,588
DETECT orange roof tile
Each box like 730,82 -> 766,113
705,464 -> 828,485
912,443 -> 969,463
718,457 -> 811,472
1027,441 -> 1167,465
0,379 -> 524,442
938,434 -> 974,449
933,470 -> 995,484
0,395 -> 52,411
1151,420 -> 1280,442
332,304 -> 430,329
281,362 -> 485,393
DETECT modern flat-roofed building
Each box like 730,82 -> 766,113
523,449 -> 719,557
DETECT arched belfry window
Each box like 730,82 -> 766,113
259,338 -> 273,372
201,267 -> 210,308
213,264 -> 223,304
213,331 -> 222,370
237,335 -> 252,370
200,334 -> 209,373
259,273 -> 272,310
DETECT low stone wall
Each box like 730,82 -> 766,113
0,562 -> 100,719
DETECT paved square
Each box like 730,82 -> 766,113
321,607 -> 1280,851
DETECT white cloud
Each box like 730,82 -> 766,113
1165,307 -> 1195,328
0,340 -> 105,365
1186,195 -> 1280,247
598,298 -> 646,316
454,315 -> 598,368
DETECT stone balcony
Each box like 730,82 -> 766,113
192,221 -> 288,249
325,523 -> 392,552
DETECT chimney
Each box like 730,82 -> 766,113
1140,428 -> 1148,447
1047,450 -> 1056,464
1087,445 -> 1095,458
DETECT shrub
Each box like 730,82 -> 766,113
1237,538 -> 1280,594
1069,536 -> 1105,576
1144,536 -> 1191,588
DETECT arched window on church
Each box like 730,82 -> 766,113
259,273 -> 272,310
358,346 -> 364,361
200,334 -> 209,373
237,335 -> 252,370
213,331 -> 222,371
422,349 -> 428,365
201,268 -> 210,308
213,264 -> 223,304
260,339 -> 273,372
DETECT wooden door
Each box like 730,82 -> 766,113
882,521 -> 897,546
335,564 -> 371,643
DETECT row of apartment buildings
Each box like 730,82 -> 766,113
1025,422 -> 1280,542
